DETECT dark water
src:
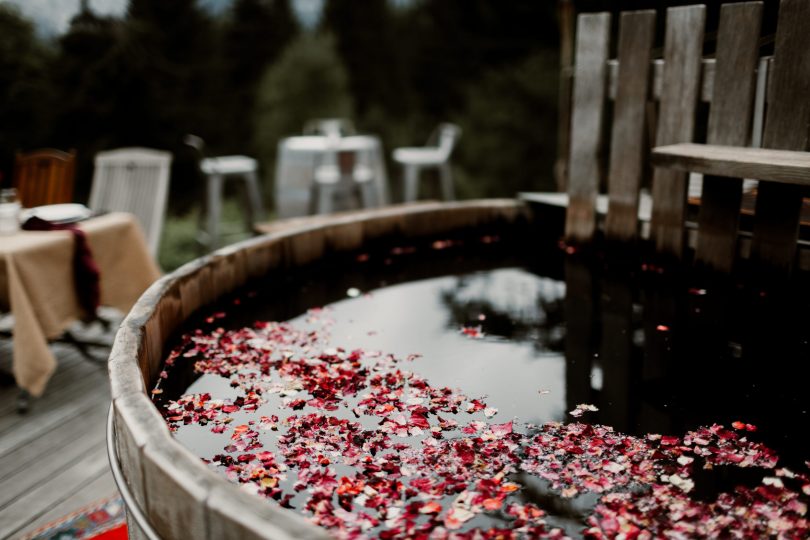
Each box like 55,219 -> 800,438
155,229 -> 810,534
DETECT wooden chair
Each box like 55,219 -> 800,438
88,148 -> 172,257
13,149 -> 76,208
563,0 -> 810,274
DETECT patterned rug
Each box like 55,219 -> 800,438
23,495 -> 127,540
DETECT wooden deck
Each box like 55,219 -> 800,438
0,319 -> 118,540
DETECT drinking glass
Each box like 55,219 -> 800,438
0,188 -> 21,234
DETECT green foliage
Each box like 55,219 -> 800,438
381,0 -> 559,118
126,0 -> 218,139
158,199 -> 263,271
225,0 -> 297,85
253,33 -> 354,203
0,5 -> 55,180
47,2 -> 221,204
220,0 -> 299,154
158,206 -> 203,272
50,12 -> 128,199
319,0 -> 561,201
321,0 -> 405,117
455,51 -> 560,198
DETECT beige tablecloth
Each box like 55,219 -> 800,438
0,212 -> 161,396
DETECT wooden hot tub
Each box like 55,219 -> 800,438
107,200 -> 533,540
108,197 -> 810,539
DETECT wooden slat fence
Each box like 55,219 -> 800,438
564,0 -> 810,274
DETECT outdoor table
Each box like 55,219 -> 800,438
0,212 -> 161,397
274,135 -> 389,218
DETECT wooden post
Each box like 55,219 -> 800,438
604,10 -> 656,242
564,12 -> 611,244
554,0 -> 575,193
649,5 -> 706,258
695,2 -> 763,272
750,0 -> 810,273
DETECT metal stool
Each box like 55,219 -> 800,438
199,155 -> 266,250
312,147 -> 377,215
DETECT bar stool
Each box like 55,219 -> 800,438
312,144 -> 377,215
185,135 -> 266,251
200,156 -> 266,250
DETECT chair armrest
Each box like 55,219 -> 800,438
651,143 -> 810,187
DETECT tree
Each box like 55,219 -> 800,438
455,51 -> 559,198
225,0 -> 297,86
253,33 -> 353,205
220,0 -> 298,153
125,0 -> 219,209
125,0 -> 218,142
321,0 -> 405,118
50,4 -> 124,198
0,5 -> 55,182
401,0 -> 558,117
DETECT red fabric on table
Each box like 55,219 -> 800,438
21,216 -> 101,318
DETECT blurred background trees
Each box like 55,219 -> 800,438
0,0 -> 784,211
0,6 -> 55,184
0,0 -> 562,210
254,33 -> 353,185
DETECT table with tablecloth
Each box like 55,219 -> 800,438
0,212 -> 161,396
274,135 -> 390,218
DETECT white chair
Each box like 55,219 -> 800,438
89,148 -> 172,257
393,123 -> 462,202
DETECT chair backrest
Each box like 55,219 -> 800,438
427,123 -> 462,160
13,149 -> 76,208
183,134 -> 206,156
303,118 -> 356,138
563,0 -> 810,271
89,147 -> 172,257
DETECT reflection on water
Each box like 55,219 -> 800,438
439,269 -> 566,352
560,259 -> 810,470
158,234 -> 810,536
279,268 -> 570,426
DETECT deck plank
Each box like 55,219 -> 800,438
0,408 -> 106,509
0,399 -> 107,482
0,330 -> 119,540
0,343 -> 96,416
16,468 -> 118,540
0,439 -> 111,538
0,377 -> 107,456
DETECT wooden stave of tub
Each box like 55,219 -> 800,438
108,200 -> 532,540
